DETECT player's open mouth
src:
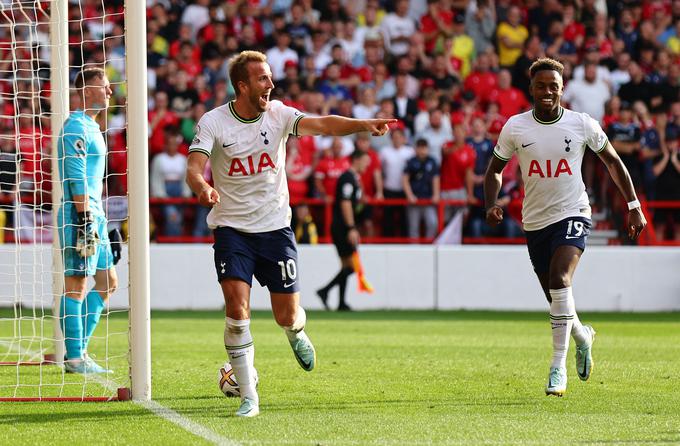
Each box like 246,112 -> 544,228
540,98 -> 554,105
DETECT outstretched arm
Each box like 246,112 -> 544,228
596,142 -> 647,239
483,155 -> 508,226
186,152 -> 220,207
297,116 -> 396,137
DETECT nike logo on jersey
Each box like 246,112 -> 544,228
283,281 -> 296,288
521,142 -> 536,148
222,142 -> 236,148
565,235 -> 580,239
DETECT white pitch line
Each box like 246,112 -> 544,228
133,398 -> 241,446
9,342 -> 240,446
88,373 -> 241,446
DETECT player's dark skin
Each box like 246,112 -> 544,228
484,69 -> 647,301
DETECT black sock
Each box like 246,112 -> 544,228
337,267 -> 354,307
321,266 -> 353,293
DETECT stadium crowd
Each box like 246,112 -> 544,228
1,0 -> 679,243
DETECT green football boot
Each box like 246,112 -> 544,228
576,325 -> 596,381
545,367 -> 567,397
289,330 -> 316,372
235,397 -> 259,418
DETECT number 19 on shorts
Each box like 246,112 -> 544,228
566,220 -> 585,239
277,259 -> 297,281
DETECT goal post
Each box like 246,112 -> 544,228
0,0 -> 150,401
125,0 -> 151,402
49,0 -> 69,371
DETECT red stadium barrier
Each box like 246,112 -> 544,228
147,197 -> 680,246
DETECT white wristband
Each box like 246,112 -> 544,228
627,199 -> 640,210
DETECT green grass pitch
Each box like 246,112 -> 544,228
0,310 -> 679,445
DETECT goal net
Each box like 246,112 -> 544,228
0,0 -> 149,401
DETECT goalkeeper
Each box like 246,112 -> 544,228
57,67 -> 121,374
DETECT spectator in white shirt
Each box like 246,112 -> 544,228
415,108 -> 453,165
380,126 -> 414,236
266,31 -> 299,81
380,0 -> 416,57
563,61 -> 611,123
150,128 -> 191,236
353,86 -> 380,120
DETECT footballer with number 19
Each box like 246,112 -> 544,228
186,51 -> 396,417
484,58 -> 646,397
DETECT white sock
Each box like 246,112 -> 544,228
549,288 -> 575,369
224,317 -> 258,404
571,311 -> 589,346
282,306 -> 306,342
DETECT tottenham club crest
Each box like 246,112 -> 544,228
564,137 -> 572,152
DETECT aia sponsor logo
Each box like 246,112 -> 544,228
527,159 -> 572,178
228,152 -> 275,176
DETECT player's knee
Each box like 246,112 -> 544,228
95,276 -> 118,300
274,309 -> 295,327
548,273 -> 571,289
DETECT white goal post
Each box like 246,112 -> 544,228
0,0 -> 150,402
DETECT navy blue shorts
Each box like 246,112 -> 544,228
213,226 -> 300,293
525,217 -> 592,274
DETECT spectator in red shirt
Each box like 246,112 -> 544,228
561,3 -> 585,49
232,0 -> 264,44
487,69 -> 530,119
440,124 -> 476,219
463,52 -> 498,108
286,139 -> 313,204
175,41 -> 202,79
355,133 -> 383,199
314,137 -> 351,202
420,0 -> 454,54
149,91 -> 179,157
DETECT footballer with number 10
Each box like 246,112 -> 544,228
186,51 -> 396,417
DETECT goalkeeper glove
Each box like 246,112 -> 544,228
75,211 -> 100,258
109,228 -> 122,265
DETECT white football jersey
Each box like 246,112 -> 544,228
494,107 -> 608,231
189,100 -> 305,232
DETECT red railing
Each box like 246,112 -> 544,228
148,197 -> 680,246
0,196 -> 676,245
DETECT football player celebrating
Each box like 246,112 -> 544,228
484,58 -> 646,396
186,51 -> 396,417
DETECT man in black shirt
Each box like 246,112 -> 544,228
316,149 -> 371,311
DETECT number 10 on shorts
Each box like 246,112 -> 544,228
277,259 -> 297,281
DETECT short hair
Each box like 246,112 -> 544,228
74,67 -> 105,90
350,148 -> 369,161
416,138 -> 428,147
529,58 -> 564,78
228,50 -> 267,96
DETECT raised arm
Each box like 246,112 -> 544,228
297,116 -> 396,137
